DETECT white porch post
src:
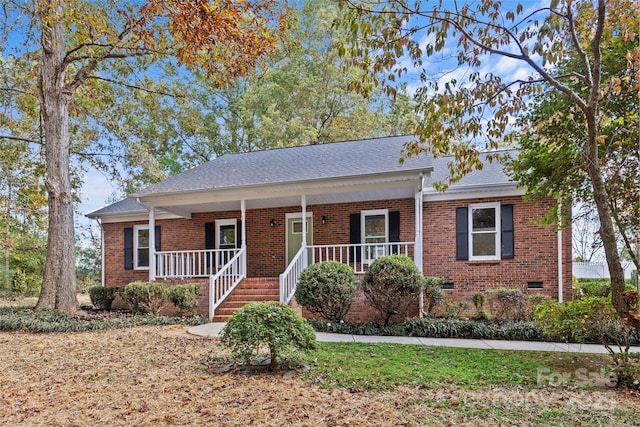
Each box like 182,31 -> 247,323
301,195 -> 307,268
241,199 -> 246,276
148,206 -> 156,282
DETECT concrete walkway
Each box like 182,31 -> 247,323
187,323 -> 640,355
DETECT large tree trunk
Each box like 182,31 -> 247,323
35,0 -> 77,313
585,113 -> 629,318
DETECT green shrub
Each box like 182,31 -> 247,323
472,292 -> 489,320
486,288 -> 530,321
0,306 -> 206,333
167,283 -> 202,315
89,286 -> 117,310
360,255 -> 425,325
573,279 -> 611,299
220,302 -> 316,369
424,277 -> 445,315
295,261 -> 354,321
123,281 -> 169,314
443,300 -> 470,319
533,296 -> 617,342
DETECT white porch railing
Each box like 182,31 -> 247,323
156,249 -> 240,278
309,242 -> 414,274
209,247 -> 246,320
279,242 -> 415,305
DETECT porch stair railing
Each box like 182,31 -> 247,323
156,248 -> 240,278
209,247 -> 246,320
279,242 -> 415,305
279,246 -> 307,304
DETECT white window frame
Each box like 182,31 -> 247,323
215,219 -> 237,249
361,209 -> 389,262
468,203 -> 501,261
133,224 -> 150,270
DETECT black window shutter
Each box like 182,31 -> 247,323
501,204 -> 514,259
124,227 -> 133,270
154,225 -> 161,252
456,207 -> 469,261
389,210 -> 400,254
236,220 -> 243,248
349,213 -> 361,262
205,222 -> 215,250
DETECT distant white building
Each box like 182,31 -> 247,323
573,261 -> 636,280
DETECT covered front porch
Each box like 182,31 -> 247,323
135,172 -> 428,320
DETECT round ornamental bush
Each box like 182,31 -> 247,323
220,301 -> 317,369
295,261 -> 355,321
360,254 -> 426,325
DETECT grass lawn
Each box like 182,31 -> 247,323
1,296 -> 638,426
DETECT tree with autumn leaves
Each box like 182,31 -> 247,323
1,0 -> 284,312
338,0 -> 639,319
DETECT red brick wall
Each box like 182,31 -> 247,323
422,195 -> 572,306
101,195 -> 571,321
101,199 -> 415,288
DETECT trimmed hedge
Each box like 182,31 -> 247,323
360,254 -> 426,325
295,261 -> 355,321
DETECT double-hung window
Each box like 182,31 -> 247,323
134,225 -> 150,270
456,203 -> 514,261
469,203 -> 501,260
361,209 -> 388,262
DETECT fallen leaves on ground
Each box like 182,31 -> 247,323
0,326 -> 400,426
0,324 -> 638,426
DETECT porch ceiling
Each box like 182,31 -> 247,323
162,186 -> 418,215
144,173 -> 423,217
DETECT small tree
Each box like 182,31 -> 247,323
295,261 -> 355,321
220,302 -> 317,369
360,255 -> 425,325
423,276 -> 445,316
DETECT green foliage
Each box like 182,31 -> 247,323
311,318 -> 543,342
486,288 -> 535,322
534,297 -> 618,343
423,276 -> 445,315
360,255 -> 425,325
167,283 -> 201,315
443,301 -> 470,319
573,279 -> 611,299
295,261 -> 354,321
88,286 -> 117,310
472,292 -> 489,320
221,302 -> 316,369
123,281 -> 169,315
0,306 -> 206,333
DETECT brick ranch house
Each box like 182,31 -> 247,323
86,135 -> 572,322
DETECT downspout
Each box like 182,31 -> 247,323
416,173 -> 425,317
96,217 -> 105,288
557,199 -> 563,303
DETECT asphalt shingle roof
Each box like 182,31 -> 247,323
132,135 -> 432,196
86,138 -> 517,218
